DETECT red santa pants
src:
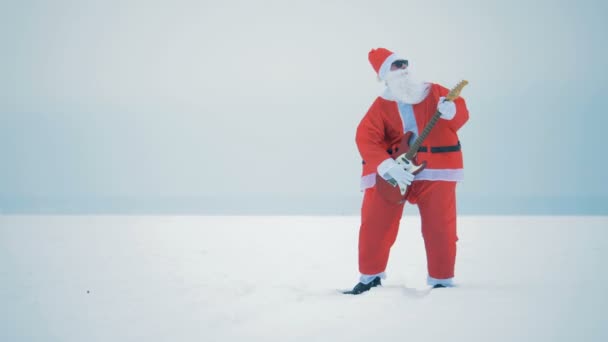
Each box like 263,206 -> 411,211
358,180 -> 458,279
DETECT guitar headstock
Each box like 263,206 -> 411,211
445,80 -> 469,101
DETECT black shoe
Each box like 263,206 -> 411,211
432,284 -> 447,289
343,277 -> 382,295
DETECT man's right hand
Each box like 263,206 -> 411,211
383,163 -> 415,187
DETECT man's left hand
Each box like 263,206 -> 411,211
438,96 -> 456,120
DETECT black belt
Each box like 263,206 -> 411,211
386,141 -> 461,154
363,141 -> 461,164
418,141 -> 461,153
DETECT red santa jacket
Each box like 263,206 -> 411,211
356,83 -> 469,190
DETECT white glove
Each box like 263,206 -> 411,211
437,96 -> 456,120
381,161 -> 415,187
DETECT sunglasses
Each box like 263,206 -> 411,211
391,60 -> 409,68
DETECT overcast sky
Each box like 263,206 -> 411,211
1,0 -> 607,214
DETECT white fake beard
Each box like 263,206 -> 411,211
385,68 -> 430,104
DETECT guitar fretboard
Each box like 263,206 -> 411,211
401,80 -> 468,161
405,111 -> 442,160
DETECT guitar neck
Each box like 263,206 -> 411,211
403,80 -> 468,160
405,110 -> 442,160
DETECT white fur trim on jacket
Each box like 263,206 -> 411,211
359,168 -> 464,191
414,168 -> 464,182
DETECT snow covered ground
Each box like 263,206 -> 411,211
1,215 -> 607,342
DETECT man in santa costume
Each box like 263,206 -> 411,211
344,47 -> 469,295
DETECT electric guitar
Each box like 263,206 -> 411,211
376,80 -> 469,204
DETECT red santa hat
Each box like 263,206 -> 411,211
368,47 -> 405,81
